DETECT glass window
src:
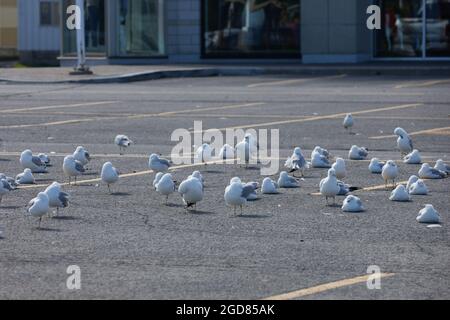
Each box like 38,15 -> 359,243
115,0 -> 165,56
376,0 -> 423,57
203,0 -> 300,57
62,0 -> 106,55
426,0 -> 450,57
40,1 -> 60,26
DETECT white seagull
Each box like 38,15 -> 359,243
278,171 -> 299,188
20,150 -> 47,173
416,204 -> 441,224
349,145 -> 368,160
153,172 -> 164,190
382,160 -> 399,188
101,162 -> 120,193
403,149 -> 421,164
0,173 -> 17,190
409,179 -> 428,195
285,147 -> 309,177
196,143 -> 212,164
394,127 -> 413,156
342,195 -> 364,212
343,113 -> 354,134
332,158 -> 346,180
319,169 -> 340,206
230,177 -> 259,200
261,177 -> 278,194
418,163 -> 447,179
16,168 -> 35,185
236,134 -> 258,167
369,158 -> 385,174
178,176 -> 204,210
311,147 -> 331,168
27,192 -> 50,228
156,173 -> 175,204
38,153 -> 51,166
389,185 -> 411,202
224,182 -> 248,216
115,134 -> 133,154
188,171 -> 204,187
63,155 -> 85,185
219,144 -> 235,160
149,154 -> 171,172
434,159 -> 450,174
73,146 -> 91,166
0,179 -> 13,204
406,175 -> 419,191
44,182 -> 69,215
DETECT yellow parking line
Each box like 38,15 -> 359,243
247,74 -> 347,88
191,103 -> 423,133
0,101 -> 118,114
262,273 -> 395,300
395,79 -> 450,89
370,126 -> 450,139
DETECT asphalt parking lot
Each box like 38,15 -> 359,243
0,74 -> 449,299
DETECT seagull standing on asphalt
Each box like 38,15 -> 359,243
416,204 -> 441,224
156,173 -> 175,204
27,192 -> 50,229
403,149 -> 422,164
188,171 -> 204,188
224,182 -> 247,216
178,176 -> 203,211
418,163 -> 447,179
73,146 -> 91,166
219,144 -> 235,160
261,177 -> 278,194
44,182 -> 69,215
229,177 -> 259,200
153,172 -> 164,190
319,169 -> 340,206
382,160 -> 399,188
349,145 -> 368,160
63,155 -> 85,185
16,169 -> 35,185
342,195 -> 364,212
149,154 -> 171,172
196,143 -> 212,165
394,127 -> 413,156
434,159 -> 450,174
0,179 -> 13,205
20,150 -> 47,173
278,171 -> 300,188
369,158 -> 385,174
285,147 -> 309,177
343,113 -> 354,134
236,135 -> 253,167
332,158 -> 346,180
115,135 -> 133,155
101,162 -> 120,194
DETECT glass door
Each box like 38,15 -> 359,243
426,0 -> 450,57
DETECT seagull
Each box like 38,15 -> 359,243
38,153 -> 51,166
434,159 -> 450,174
0,173 -> 17,190
409,179 -> 428,195
219,144 -> 235,160
261,177 -> 278,194
382,160 -> 398,188
394,127 -> 413,156
178,176 -> 203,211
115,134 -> 133,155
403,149 -> 421,164
236,135 -> 252,167
149,154 -> 171,172
369,158 -> 385,174
15,168 -> 35,185
20,150 -> 47,173
224,182 -> 248,216
196,143 -> 212,165
348,145 -> 368,160
27,192 -> 50,229
63,155 -> 85,185
101,162 -> 120,193
230,177 -> 259,200
0,179 -> 13,204
342,195 -> 364,212
278,171 -> 300,188
332,158 -> 346,180
188,171 -> 204,188
153,172 -> 164,190
73,146 -> 91,166
418,163 -> 447,179
389,185 -> 411,202
156,173 -> 175,204
406,175 -> 419,191
319,169 -> 340,205
285,147 -> 309,177
44,182 -> 69,215
311,147 -> 331,168
343,113 -> 354,134
416,204 -> 441,224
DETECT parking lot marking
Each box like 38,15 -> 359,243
247,74 -> 347,88
395,79 -> 450,89
191,103 -> 423,133
370,126 -> 450,139
262,273 -> 395,300
0,101 -> 118,114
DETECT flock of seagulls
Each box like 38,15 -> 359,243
0,114 -> 448,230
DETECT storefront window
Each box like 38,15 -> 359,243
114,0 -> 165,56
62,0 -> 106,55
203,0 -> 300,57
426,0 -> 450,57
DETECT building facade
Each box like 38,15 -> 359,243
0,0 -> 17,58
16,0 -> 450,66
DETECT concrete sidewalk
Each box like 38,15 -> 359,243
1,62 -> 450,84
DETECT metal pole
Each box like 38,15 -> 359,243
71,0 -> 92,74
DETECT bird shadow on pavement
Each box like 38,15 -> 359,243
188,210 -> 217,215
0,158 -> 11,162
0,206 -> 22,210
36,227 -> 63,232
52,216 -> 80,221
111,192 -> 132,197
235,214 -> 272,219
166,203 -> 184,208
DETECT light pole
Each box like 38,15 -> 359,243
70,0 -> 92,75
